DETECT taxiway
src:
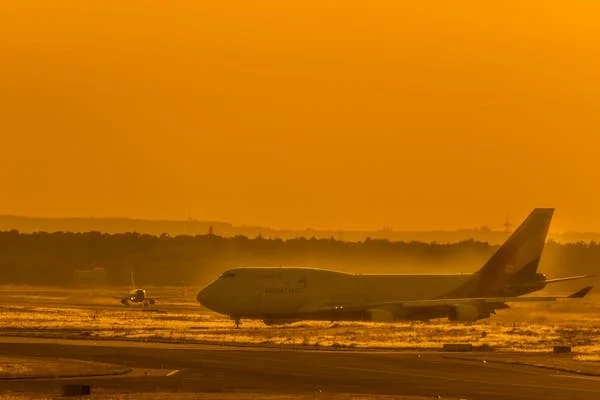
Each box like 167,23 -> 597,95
0,337 -> 598,399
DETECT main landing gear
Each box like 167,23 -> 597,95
142,299 -> 155,308
233,318 -> 241,329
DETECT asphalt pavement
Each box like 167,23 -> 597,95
0,337 -> 598,400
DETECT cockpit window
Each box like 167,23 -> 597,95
221,271 -> 236,278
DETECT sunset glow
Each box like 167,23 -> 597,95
2,1 -> 599,231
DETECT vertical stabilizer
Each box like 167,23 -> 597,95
130,271 -> 135,290
445,208 -> 554,297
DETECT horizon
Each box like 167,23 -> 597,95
0,212 -> 597,235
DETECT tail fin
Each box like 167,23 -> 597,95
130,271 -> 135,290
445,208 -> 554,298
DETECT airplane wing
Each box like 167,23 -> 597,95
506,275 -> 595,289
301,286 -> 592,314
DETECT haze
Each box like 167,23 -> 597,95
1,1 -> 599,231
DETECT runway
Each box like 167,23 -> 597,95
0,338 -> 598,399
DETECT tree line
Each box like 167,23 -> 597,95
0,230 -> 597,287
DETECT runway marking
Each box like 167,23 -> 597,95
166,369 -> 180,377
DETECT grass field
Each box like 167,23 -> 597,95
0,286 -> 598,359
0,356 -> 129,379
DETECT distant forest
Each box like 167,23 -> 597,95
0,230 -> 598,288
3,215 -> 600,244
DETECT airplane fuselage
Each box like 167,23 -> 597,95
197,267 -> 526,323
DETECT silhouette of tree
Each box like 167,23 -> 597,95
0,230 -> 596,286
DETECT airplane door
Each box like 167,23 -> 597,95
296,274 -> 309,305
254,275 -> 271,313
254,285 -> 264,313
354,273 -> 369,304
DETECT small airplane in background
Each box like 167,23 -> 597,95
118,271 -> 156,307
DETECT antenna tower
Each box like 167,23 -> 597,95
187,208 -> 193,235
503,214 -> 514,233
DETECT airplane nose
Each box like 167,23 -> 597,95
197,286 -> 210,307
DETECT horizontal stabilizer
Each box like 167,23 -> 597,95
507,275 -> 595,289
568,286 -> 593,298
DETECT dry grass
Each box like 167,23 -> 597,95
0,357 -> 130,379
0,286 -> 599,359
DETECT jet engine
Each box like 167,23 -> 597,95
262,319 -> 299,326
448,304 -> 489,322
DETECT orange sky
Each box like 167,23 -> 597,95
1,1 -> 599,231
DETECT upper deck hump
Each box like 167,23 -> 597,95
224,266 -> 351,277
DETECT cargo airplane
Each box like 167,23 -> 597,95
197,209 -> 593,327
